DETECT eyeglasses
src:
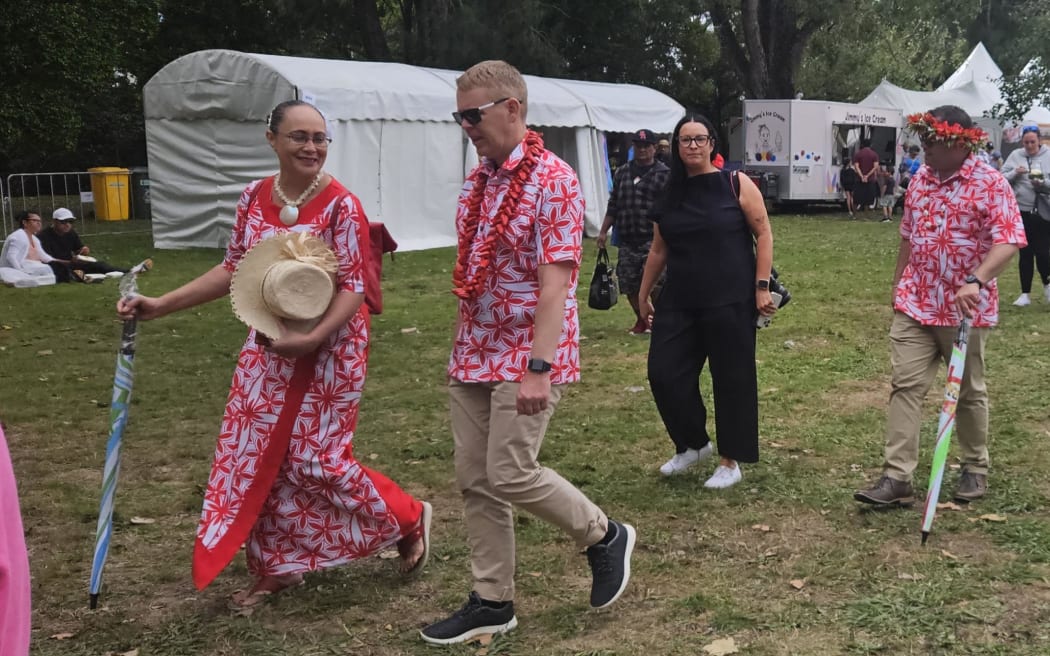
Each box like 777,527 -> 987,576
453,97 -> 511,126
278,131 -> 332,146
678,135 -> 712,147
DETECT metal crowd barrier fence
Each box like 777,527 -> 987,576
2,170 -> 152,240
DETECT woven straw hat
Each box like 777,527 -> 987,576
230,232 -> 338,339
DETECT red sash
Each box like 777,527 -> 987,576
191,353 -> 317,590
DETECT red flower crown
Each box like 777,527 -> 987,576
906,113 -> 987,153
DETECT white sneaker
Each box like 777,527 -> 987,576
704,464 -> 742,489
1013,293 -> 1031,307
659,443 -> 713,476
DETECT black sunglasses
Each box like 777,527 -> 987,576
453,97 -> 511,126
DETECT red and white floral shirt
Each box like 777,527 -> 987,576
896,155 -> 1026,327
448,138 -> 584,384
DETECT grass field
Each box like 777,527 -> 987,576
3,213 -> 1050,655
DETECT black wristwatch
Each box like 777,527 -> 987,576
527,358 -> 552,373
756,279 -> 770,290
964,274 -> 985,289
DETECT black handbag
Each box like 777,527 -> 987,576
588,247 -> 619,310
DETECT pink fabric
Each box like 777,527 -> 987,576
0,424 -> 31,656
448,137 -> 584,384
897,155 -> 1027,327
193,178 -> 420,588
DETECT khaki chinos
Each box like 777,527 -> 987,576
883,312 -> 990,481
449,379 -> 608,602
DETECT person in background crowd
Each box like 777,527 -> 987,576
639,113 -> 776,488
1000,125 -> 1050,306
597,128 -> 671,335
879,166 -> 897,223
422,60 -> 635,646
117,99 -> 432,609
840,154 -> 859,217
854,105 -> 1024,508
851,138 -> 881,212
655,138 -> 672,165
0,422 -> 31,656
899,144 -> 922,188
38,208 -> 126,277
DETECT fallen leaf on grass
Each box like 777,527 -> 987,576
751,524 -> 772,532
702,637 -> 740,655
1,324 -> 12,330
378,549 -> 399,560
623,386 -> 645,393
400,327 -> 418,334
50,633 -> 75,640
768,441 -> 784,448
789,578 -> 807,590
941,550 -> 959,560
129,517 -> 156,525
37,349 -> 54,356
948,463 -> 961,471
897,572 -> 926,581
971,513 -> 1007,523
528,571 -> 543,577
368,453 -> 378,460
936,502 -> 965,511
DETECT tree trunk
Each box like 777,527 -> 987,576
708,0 -> 820,99
352,0 -> 391,60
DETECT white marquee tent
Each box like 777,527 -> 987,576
861,43 -> 1050,146
144,50 -> 685,251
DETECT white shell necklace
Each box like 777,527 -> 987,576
274,170 -> 324,226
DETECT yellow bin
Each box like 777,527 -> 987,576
88,167 -> 130,221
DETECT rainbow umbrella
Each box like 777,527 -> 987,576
89,258 -> 152,609
920,317 -> 971,546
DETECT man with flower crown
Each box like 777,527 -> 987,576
420,60 -> 636,645
855,105 -> 1025,509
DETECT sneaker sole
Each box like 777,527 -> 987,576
419,616 -> 517,645
592,523 -> 636,609
852,492 -> 914,507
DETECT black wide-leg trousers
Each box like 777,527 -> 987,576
647,301 -> 759,463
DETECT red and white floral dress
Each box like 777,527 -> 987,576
191,177 -> 421,590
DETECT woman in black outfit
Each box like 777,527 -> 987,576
638,113 -> 777,489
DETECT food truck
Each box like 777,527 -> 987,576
728,99 -> 904,204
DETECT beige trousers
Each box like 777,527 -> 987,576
883,312 -> 990,481
449,380 -> 608,602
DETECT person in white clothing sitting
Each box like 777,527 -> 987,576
0,211 -> 71,287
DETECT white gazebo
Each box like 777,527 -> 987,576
144,50 -> 685,251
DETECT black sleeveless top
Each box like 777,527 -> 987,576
652,171 -> 755,310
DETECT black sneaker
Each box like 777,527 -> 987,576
586,519 -> 636,609
419,592 -> 517,645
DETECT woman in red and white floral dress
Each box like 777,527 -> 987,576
118,100 -> 431,607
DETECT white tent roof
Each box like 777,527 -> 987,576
143,50 -> 685,251
145,50 -> 685,132
937,42 -> 1003,91
860,43 -> 1050,127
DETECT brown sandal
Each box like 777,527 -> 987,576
228,573 -> 304,609
397,501 -> 432,578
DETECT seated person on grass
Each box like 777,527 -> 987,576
38,208 -> 125,278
